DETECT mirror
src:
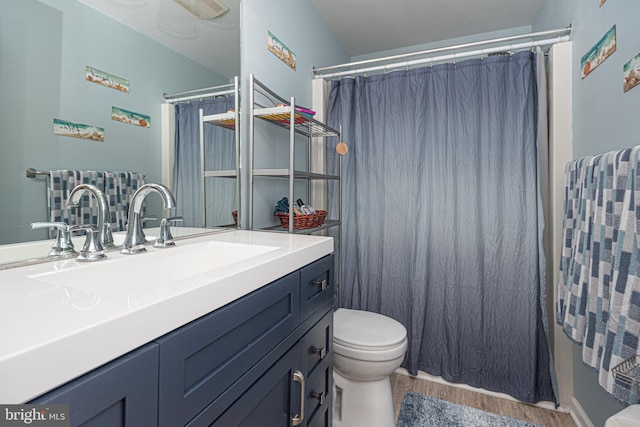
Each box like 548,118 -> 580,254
0,0 -> 240,267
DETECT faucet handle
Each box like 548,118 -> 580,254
70,225 -> 107,262
31,222 -> 77,257
154,216 -> 183,248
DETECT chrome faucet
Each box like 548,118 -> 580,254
121,183 -> 176,254
68,184 -> 115,249
30,222 -> 77,257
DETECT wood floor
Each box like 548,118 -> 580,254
390,372 -> 576,427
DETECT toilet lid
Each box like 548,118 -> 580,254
334,308 -> 407,351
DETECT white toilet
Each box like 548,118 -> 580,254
605,404 -> 640,427
333,308 -> 408,427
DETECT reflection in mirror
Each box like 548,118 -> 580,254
163,78 -> 240,230
0,0 -> 240,267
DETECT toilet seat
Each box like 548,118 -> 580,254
334,309 -> 407,361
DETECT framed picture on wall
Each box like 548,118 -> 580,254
624,53 -> 640,93
581,25 -> 616,79
53,118 -> 104,142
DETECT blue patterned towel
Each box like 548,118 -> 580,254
104,171 -> 145,232
47,170 -> 105,236
557,146 -> 640,404
46,170 -> 145,234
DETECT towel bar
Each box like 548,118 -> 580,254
26,168 -> 50,178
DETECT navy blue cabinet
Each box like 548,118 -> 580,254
166,254 -> 335,426
157,271 -> 301,426
30,254 -> 334,427
30,343 -> 159,427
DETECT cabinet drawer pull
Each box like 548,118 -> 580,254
313,279 -> 327,290
311,391 -> 325,405
291,370 -> 305,426
312,346 -> 327,360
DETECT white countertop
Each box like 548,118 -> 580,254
0,230 -> 333,403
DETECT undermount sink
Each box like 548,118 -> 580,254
27,241 -> 279,298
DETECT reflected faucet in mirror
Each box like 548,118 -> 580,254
121,184 -> 177,255
1,0 -> 240,269
68,184 -> 115,249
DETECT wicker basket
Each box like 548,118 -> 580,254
275,210 -> 327,230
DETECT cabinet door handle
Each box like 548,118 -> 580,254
291,370 -> 305,426
312,346 -> 327,360
313,279 -> 327,290
311,391 -> 325,405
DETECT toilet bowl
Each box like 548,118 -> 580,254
605,404 -> 640,427
333,308 -> 408,427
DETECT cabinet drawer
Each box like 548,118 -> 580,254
302,309 -> 333,379
305,358 -> 333,427
157,272 -> 300,427
300,254 -> 334,321
30,343 -> 159,427
304,311 -> 333,427
205,342 -> 301,427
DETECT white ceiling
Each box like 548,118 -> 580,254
78,0 -> 241,78
310,0 -> 545,56
78,0 -> 545,77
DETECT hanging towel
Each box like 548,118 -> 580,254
104,171 -> 146,232
47,170 -> 105,237
557,146 -> 640,404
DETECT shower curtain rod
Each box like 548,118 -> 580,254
313,25 -> 572,79
163,82 -> 236,104
315,36 -> 570,79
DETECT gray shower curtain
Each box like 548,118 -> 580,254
173,97 -> 237,228
326,51 -> 557,404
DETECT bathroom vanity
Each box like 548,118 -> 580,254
0,230 -> 334,426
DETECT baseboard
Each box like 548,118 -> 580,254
568,397 -> 595,427
394,368 -> 578,416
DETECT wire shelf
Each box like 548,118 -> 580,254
203,111 -> 236,130
254,106 -> 339,138
612,354 -> 640,395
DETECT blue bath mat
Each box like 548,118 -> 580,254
397,392 -> 546,427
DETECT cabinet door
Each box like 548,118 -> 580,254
207,342 -> 302,427
157,272 -> 300,426
300,254 -> 334,322
30,343 -> 159,427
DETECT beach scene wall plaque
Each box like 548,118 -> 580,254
112,106 -> 150,128
53,118 -> 104,142
85,66 -> 130,93
581,25 -> 616,79
267,31 -> 296,70
624,53 -> 640,93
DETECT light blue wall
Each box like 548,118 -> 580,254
0,0 -> 227,244
533,1 -> 640,425
239,0 -> 349,228
534,1 -> 640,158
